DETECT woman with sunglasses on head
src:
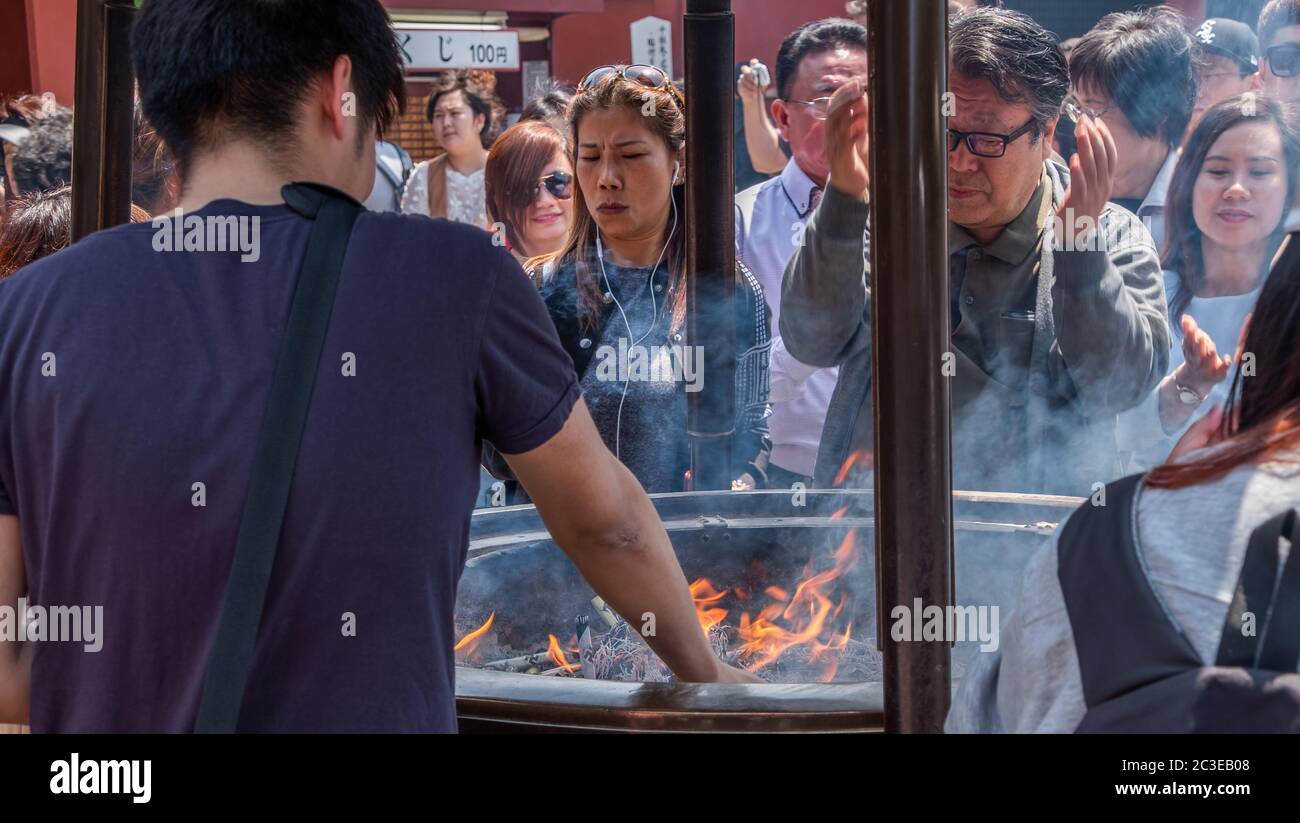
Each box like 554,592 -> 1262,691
401,70 -> 505,228
526,64 -> 772,494
484,120 -> 574,265
1118,93 -> 1300,467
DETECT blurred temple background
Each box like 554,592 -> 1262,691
1,1 -> 1230,161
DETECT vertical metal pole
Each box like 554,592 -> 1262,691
684,0 -> 736,491
71,0 -> 136,241
870,0 -> 953,733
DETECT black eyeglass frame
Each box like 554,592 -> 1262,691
947,117 -> 1038,159
1266,43 -> 1300,77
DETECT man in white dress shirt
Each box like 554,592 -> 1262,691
735,17 -> 866,487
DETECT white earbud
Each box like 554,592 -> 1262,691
672,160 -> 681,184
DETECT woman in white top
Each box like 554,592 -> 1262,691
400,70 -> 505,228
948,226 -> 1300,733
1119,93 -> 1300,466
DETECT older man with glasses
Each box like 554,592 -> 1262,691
735,18 -> 867,490
778,7 -> 1170,497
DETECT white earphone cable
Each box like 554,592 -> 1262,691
598,186 -> 679,460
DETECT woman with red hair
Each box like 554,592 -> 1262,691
484,120 -> 574,264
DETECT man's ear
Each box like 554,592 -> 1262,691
324,54 -> 355,142
770,99 -> 793,143
1040,115 -> 1059,160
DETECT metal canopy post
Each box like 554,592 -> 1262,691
71,0 -> 136,241
869,0 -> 954,733
684,0 -> 736,491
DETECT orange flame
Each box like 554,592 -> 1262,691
454,612 -> 494,656
735,530 -> 861,679
547,634 -> 578,674
833,450 -> 873,486
765,585 -> 789,602
512,525 -> 864,684
690,578 -> 729,632
809,623 -> 853,680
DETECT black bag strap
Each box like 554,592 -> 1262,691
194,183 -> 362,733
1057,473 -> 1202,707
1216,507 -> 1300,671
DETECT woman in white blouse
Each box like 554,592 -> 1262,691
401,70 -> 505,228
1119,93 -> 1300,467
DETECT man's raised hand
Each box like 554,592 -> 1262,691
825,78 -> 870,201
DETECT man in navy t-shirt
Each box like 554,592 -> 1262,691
0,0 -> 754,732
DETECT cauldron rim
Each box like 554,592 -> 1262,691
456,668 -> 887,733
457,487 -> 1078,731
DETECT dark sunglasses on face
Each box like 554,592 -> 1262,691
1266,43 -> 1300,77
535,170 -> 573,201
947,117 -> 1036,158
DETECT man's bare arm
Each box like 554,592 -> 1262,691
504,399 -> 757,683
0,515 -> 30,724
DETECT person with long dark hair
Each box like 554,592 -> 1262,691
1118,94 -> 1300,466
528,64 -> 771,493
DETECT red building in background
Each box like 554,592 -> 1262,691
5,0 -> 869,106
2,0 -> 1211,160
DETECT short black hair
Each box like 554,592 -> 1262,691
520,87 -> 574,126
1069,6 -> 1198,147
131,0 -> 405,174
12,107 -> 72,195
949,8 -> 1068,143
1259,0 -> 1300,50
774,18 -> 868,102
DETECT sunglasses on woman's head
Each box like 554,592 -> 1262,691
578,64 -> 671,93
535,170 -> 573,201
